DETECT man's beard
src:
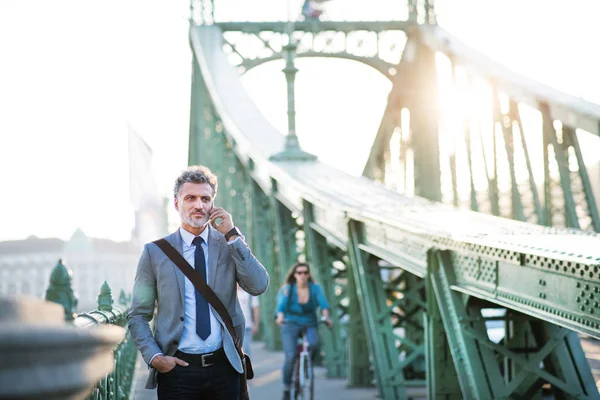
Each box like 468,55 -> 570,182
181,210 -> 209,228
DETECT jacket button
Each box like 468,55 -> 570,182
173,340 -> 178,345
180,317 -> 184,322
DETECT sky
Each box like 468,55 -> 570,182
0,0 -> 599,242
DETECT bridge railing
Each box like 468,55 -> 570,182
0,258 -> 137,400
44,259 -> 138,400
77,308 -> 137,400
0,260 -> 129,400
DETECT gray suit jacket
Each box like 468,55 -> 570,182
126,226 -> 269,389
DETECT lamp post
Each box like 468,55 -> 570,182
270,0 -> 317,162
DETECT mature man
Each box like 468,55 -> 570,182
127,165 -> 269,399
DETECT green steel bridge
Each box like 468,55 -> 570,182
4,1 -> 600,399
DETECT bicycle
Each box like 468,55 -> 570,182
290,326 -> 314,400
290,318 -> 330,400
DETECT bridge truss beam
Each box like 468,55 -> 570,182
303,200 -> 348,378
429,249 -> 599,399
347,220 -> 409,399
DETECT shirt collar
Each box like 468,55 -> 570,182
179,226 -> 209,248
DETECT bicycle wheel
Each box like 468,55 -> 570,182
306,355 -> 314,400
298,353 -> 314,400
290,358 -> 301,400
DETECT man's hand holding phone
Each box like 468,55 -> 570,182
209,207 -> 235,236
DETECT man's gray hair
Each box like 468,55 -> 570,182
173,165 -> 218,198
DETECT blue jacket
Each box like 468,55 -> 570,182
276,282 -> 330,326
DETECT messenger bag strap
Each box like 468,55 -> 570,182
152,238 -> 244,358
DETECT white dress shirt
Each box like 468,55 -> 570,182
237,286 -> 259,329
177,226 -> 223,353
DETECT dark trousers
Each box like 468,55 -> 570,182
157,350 -> 241,400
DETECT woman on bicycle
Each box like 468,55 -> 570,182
275,262 -> 332,400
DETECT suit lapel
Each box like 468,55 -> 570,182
165,230 -> 186,307
207,225 -> 221,288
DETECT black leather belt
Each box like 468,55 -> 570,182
175,348 -> 226,367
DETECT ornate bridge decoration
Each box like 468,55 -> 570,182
218,21 -> 407,80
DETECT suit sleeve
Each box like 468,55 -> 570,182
229,235 -> 270,296
126,244 -> 162,365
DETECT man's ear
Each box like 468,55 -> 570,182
174,197 -> 179,211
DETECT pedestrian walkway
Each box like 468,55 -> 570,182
131,341 -> 380,399
132,336 -> 600,399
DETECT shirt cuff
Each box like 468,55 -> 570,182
149,352 -> 163,369
227,236 -> 242,245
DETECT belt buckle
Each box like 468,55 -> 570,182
201,352 -> 214,367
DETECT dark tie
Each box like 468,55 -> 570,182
192,236 -> 211,340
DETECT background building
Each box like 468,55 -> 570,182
0,229 -> 141,311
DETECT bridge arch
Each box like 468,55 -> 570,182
238,51 -> 397,81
